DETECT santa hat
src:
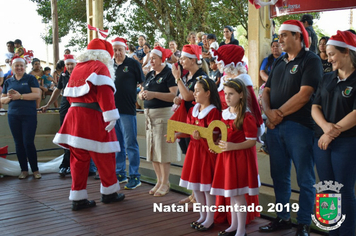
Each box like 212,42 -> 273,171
87,38 -> 114,58
279,20 -> 309,50
327,30 -> 356,52
111,37 -> 128,50
181,44 -> 202,64
211,44 -> 245,68
11,55 -> 26,64
151,46 -> 173,63
64,54 -> 76,64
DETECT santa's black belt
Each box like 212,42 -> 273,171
71,102 -> 102,112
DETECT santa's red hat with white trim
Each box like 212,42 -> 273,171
279,20 -> 309,50
181,44 -> 202,64
327,30 -> 356,52
151,46 -> 173,63
11,55 -> 26,64
111,37 -> 128,50
211,44 -> 245,68
87,38 -> 114,58
64,54 -> 76,64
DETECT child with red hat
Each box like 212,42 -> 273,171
53,38 -> 125,210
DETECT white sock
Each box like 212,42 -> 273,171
193,190 -> 206,223
225,197 -> 238,232
200,191 -> 215,227
234,195 -> 247,236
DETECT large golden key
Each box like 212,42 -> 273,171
166,120 -> 227,153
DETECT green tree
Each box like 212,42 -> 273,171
31,0 -> 318,51
30,0 -> 250,50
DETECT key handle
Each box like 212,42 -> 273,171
166,120 -> 227,153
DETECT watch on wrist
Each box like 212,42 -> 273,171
20,94 -> 23,100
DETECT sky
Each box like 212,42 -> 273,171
0,0 -> 355,66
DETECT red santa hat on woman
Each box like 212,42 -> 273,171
11,55 -> 26,64
211,44 -> 245,69
279,20 -> 309,50
181,44 -> 202,64
151,46 -> 173,64
87,38 -> 114,58
327,30 -> 356,52
64,54 -> 76,64
111,37 -> 128,50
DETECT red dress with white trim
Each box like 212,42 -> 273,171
179,103 -> 221,192
211,109 -> 260,197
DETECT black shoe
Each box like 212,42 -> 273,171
218,230 -> 237,236
101,192 -> 125,204
88,171 -> 96,177
295,224 -> 310,236
71,199 -> 96,211
196,223 -> 214,231
259,217 -> 292,232
59,167 -> 67,177
66,167 -> 71,175
190,221 -> 199,229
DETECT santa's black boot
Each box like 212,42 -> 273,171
101,192 -> 125,204
72,199 -> 96,211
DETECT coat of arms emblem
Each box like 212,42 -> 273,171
311,181 -> 346,230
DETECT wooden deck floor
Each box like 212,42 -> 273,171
0,173 -> 326,236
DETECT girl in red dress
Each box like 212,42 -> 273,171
177,77 -> 221,231
211,79 -> 260,236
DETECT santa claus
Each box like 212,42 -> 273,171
53,38 -> 125,211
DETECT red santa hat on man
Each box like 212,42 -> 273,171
64,54 -> 76,64
111,37 -> 128,50
11,55 -> 26,64
327,30 -> 356,52
181,44 -> 202,64
151,46 -> 173,64
87,38 -> 114,58
279,20 -> 309,50
211,44 -> 245,69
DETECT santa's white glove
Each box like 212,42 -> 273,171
105,120 -> 116,132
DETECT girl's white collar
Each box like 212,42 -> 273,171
192,103 -> 216,119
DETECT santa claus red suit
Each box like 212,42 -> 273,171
53,38 -> 125,210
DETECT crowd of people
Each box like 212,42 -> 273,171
1,14 -> 356,236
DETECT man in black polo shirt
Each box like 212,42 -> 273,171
111,37 -> 145,190
260,20 -> 323,236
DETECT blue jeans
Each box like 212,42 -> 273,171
266,120 -> 315,224
314,136 -> 356,236
89,159 -> 97,173
8,114 -> 38,172
115,114 -> 140,177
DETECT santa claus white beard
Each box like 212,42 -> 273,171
76,50 -> 116,81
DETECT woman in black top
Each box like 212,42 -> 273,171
312,30 -> 356,236
317,37 -> 332,73
139,46 -> 178,197
219,25 -> 239,47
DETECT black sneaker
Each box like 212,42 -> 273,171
124,177 -> 141,190
117,174 -> 128,183
259,217 -> 292,232
59,167 -> 67,177
295,224 -> 310,236
101,192 -> 125,204
71,199 -> 96,211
